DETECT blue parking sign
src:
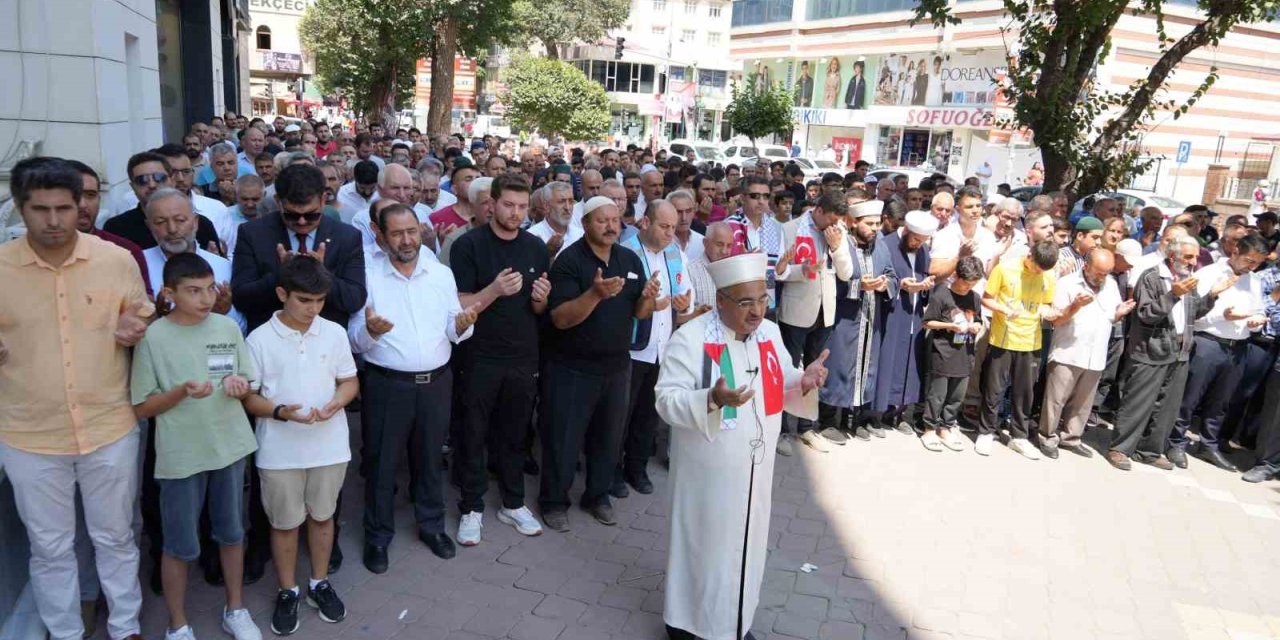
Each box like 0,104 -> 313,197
1177,141 -> 1191,164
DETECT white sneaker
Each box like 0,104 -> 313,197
776,435 -> 794,457
975,433 -> 995,456
800,430 -> 831,453
497,506 -> 543,536
221,608 -> 263,640
1009,438 -> 1043,460
166,625 -> 197,640
458,511 -> 483,546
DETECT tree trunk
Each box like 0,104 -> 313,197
427,16 -> 458,137
544,39 -> 560,59
1039,145 -> 1077,197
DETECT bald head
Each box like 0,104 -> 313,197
378,163 -> 414,202
581,170 -> 604,199
703,221 -> 735,262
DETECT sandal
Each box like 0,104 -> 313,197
941,429 -> 966,451
921,431 -> 944,452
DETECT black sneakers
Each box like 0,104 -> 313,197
307,580 -> 347,623
271,589 -> 300,636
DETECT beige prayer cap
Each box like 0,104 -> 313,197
905,209 -> 939,237
707,252 -> 768,290
582,195 -> 616,220
849,199 -> 882,218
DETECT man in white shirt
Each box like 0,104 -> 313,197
347,203 -> 479,569
335,160 -> 380,223
351,164 -> 427,249
1038,249 -> 1133,459
670,191 -> 705,264
929,186 -> 1001,283
528,181 -> 583,259
570,170 -> 605,226
415,172 -> 456,219
140,189 -> 245,332
1169,234 -> 1269,471
616,200 -> 694,496
224,174 -> 265,261
155,144 -> 233,248
634,168 -> 663,220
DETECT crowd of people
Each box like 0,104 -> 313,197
3,111 -> 1280,640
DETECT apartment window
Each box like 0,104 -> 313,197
255,26 -> 272,50
653,0 -> 666,10
706,32 -> 721,45
730,0 -> 793,27
681,29 -> 696,42
685,0 -> 697,13
652,25 -> 666,35
708,3 -> 722,16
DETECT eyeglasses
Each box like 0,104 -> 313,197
281,209 -> 323,223
720,293 -> 771,310
171,168 -> 194,177
746,192 -> 770,200
131,172 -> 170,187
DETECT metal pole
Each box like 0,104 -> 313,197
1172,162 -> 1181,199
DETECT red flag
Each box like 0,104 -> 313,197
793,236 -> 818,279
759,340 -> 784,416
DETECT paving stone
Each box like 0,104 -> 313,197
532,595 -> 589,621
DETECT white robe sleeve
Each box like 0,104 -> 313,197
772,321 -> 819,421
656,319 -> 721,443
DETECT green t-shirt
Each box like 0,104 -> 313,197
130,314 -> 258,480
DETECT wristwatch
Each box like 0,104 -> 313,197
272,404 -> 287,421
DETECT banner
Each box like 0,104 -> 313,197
261,52 -> 302,73
873,51 -> 1006,108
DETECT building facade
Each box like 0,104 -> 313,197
248,0 -> 321,117
730,0 -> 1280,203
565,0 -> 737,146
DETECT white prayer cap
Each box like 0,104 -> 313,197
582,195 -> 617,219
1115,238 -> 1143,260
985,193 -> 1005,208
640,163 -> 658,174
849,199 -> 882,218
904,210 -> 939,237
863,174 -> 879,184
284,124 -> 301,133
707,252 -> 768,290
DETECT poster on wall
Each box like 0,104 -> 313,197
831,136 -> 863,166
794,60 -> 816,107
873,50 -> 1006,108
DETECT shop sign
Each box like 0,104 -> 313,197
905,107 -> 992,127
250,0 -> 313,15
791,107 -> 869,129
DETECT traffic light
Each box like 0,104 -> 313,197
615,37 -> 626,60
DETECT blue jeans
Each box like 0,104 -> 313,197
158,458 -> 247,561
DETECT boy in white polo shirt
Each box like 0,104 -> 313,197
242,256 -> 358,636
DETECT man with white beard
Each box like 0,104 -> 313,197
655,252 -> 827,640
140,188 -> 244,332
527,182 -> 583,259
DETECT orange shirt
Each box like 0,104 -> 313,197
0,233 -> 152,455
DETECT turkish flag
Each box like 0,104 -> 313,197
793,236 -> 818,279
759,341 -> 784,416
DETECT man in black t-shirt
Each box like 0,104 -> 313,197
539,196 -> 662,531
449,175 -> 552,546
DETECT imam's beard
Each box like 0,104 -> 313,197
160,235 -> 195,255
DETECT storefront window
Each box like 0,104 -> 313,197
877,125 -> 953,169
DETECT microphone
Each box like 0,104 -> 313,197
745,368 -> 760,375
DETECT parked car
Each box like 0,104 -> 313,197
666,139 -> 725,165
721,142 -> 792,164
867,168 -> 958,189
1071,189 -> 1187,221
1009,185 -> 1043,202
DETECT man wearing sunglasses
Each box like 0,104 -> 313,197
103,151 -> 222,254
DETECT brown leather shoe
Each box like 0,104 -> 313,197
1106,450 -> 1131,471
1138,455 -> 1174,471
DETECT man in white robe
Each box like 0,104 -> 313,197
656,252 -> 828,640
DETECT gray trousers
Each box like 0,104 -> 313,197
1038,362 -> 1102,448
1110,359 -> 1190,460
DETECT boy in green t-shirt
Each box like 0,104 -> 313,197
131,253 -> 262,640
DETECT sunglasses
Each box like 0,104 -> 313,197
131,172 -> 170,187
281,210 -> 323,223
746,192 -> 771,200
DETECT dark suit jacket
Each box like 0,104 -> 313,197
845,76 -> 866,109
103,206 -> 221,253
230,214 -> 367,331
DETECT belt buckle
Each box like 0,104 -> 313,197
414,372 -> 433,384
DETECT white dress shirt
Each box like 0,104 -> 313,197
1192,259 -> 1262,340
336,182 -> 379,224
629,243 -> 693,365
352,204 -> 432,250
223,205 -> 255,260
677,230 -> 705,264
528,220 -> 584,258
1047,272 -> 1122,371
348,252 -> 472,372
246,313 -> 358,469
143,246 -> 246,333
192,193 -> 232,243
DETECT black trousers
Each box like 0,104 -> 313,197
1171,335 -> 1247,451
1252,368 -> 1280,471
1222,339 -> 1276,444
363,366 -> 452,545
538,360 -> 631,513
923,373 -> 969,430
1110,359 -> 1188,459
456,358 -> 538,514
978,346 -> 1039,439
779,318 -> 833,433
1092,336 -> 1125,417
619,360 -> 661,480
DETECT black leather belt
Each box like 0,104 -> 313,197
1195,332 -> 1243,348
365,361 -> 448,384
1251,334 -> 1276,348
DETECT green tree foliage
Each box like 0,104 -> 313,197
724,73 -> 796,152
502,56 -> 611,141
914,0 -> 1280,197
512,0 -> 630,58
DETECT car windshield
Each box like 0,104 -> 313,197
763,148 -> 789,158
1143,195 -> 1184,208
696,145 -> 723,160
814,160 -> 839,169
